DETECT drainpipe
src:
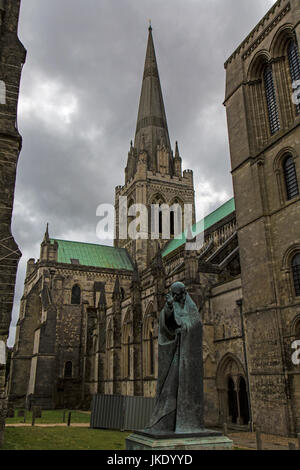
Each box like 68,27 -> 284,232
140,321 -> 143,396
236,299 -> 253,431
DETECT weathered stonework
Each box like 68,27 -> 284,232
0,0 -> 26,448
7,0 -> 300,439
224,0 -> 300,436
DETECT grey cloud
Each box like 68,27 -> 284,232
9,0 -> 276,345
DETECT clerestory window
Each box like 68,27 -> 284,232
287,40 -> 300,116
263,65 -> 280,135
283,155 -> 299,201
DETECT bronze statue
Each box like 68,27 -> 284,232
146,282 -> 204,434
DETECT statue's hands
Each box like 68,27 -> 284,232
176,324 -> 187,335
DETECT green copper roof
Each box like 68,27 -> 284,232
162,197 -> 235,258
50,239 -> 134,271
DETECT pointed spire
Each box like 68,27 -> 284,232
43,223 -> 50,244
112,276 -> 121,300
175,141 -> 180,158
98,286 -> 107,309
132,261 -> 140,285
151,242 -> 164,274
134,25 -> 171,173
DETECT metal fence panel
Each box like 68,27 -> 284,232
90,394 -> 125,429
123,396 -> 155,431
90,394 -> 156,431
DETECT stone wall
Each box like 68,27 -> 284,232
225,0 -> 300,436
0,0 -> 26,447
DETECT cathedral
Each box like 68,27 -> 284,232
7,0 -> 300,437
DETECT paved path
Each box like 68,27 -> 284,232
227,431 -> 300,450
6,423 -> 90,428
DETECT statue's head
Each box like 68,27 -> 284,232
170,282 -> 186,306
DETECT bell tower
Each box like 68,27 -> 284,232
114,26 -> 195,270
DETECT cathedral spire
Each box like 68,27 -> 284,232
134,25 -> 171,173
43,223 -> 50,244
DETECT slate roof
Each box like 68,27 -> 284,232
49,239 -> 134,271
162,198 -> 236,258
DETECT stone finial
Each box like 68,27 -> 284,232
175,141 -> 180,158
43,223 -> 50,244
112,276 -> 121,300
98,286 -> 107,310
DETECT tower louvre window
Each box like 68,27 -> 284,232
292,254 -> 300,297
263,65 -> 280,135
283,155 -> 299,200
288,40 -> 300,115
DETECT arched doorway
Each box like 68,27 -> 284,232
217,354 -> 250,427
227,377 -> 238,424
238,376 -> 250,425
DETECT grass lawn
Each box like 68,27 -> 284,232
2,427 -> 130,450
5,409 -> 91,425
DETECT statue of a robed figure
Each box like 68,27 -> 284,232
126,282 -> 233,448
146,282 -> 205,435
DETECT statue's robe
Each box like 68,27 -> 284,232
147,293 -> 204,434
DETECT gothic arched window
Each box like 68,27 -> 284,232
170,211 -> 174,236
292,253 -> 300,297
263,65 -> 280,135
283,155 -> 299,200
170,200 -> 183,237
288,39 -> 300,115
295,320 -> 300,340
151,195 -> 166,238
71,284 -> 81,305
64,361 -> 72,378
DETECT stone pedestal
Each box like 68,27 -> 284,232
126,429 -> 233,450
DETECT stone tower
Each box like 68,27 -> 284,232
114,26 -> 195,270
0,0 -> 26,446
224,0 -> 300,435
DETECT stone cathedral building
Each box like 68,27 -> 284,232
0,0 -> 26,446
8,0 -> 300,437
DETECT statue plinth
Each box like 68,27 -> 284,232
126,429 -> 233,450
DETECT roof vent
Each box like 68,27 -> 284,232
70,258 -> 80,265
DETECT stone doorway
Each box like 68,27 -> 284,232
238,376 -> 250,425
217,354 -> 250,427
227,376 -> 238,424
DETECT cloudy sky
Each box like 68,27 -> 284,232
9,0 -> 276,346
